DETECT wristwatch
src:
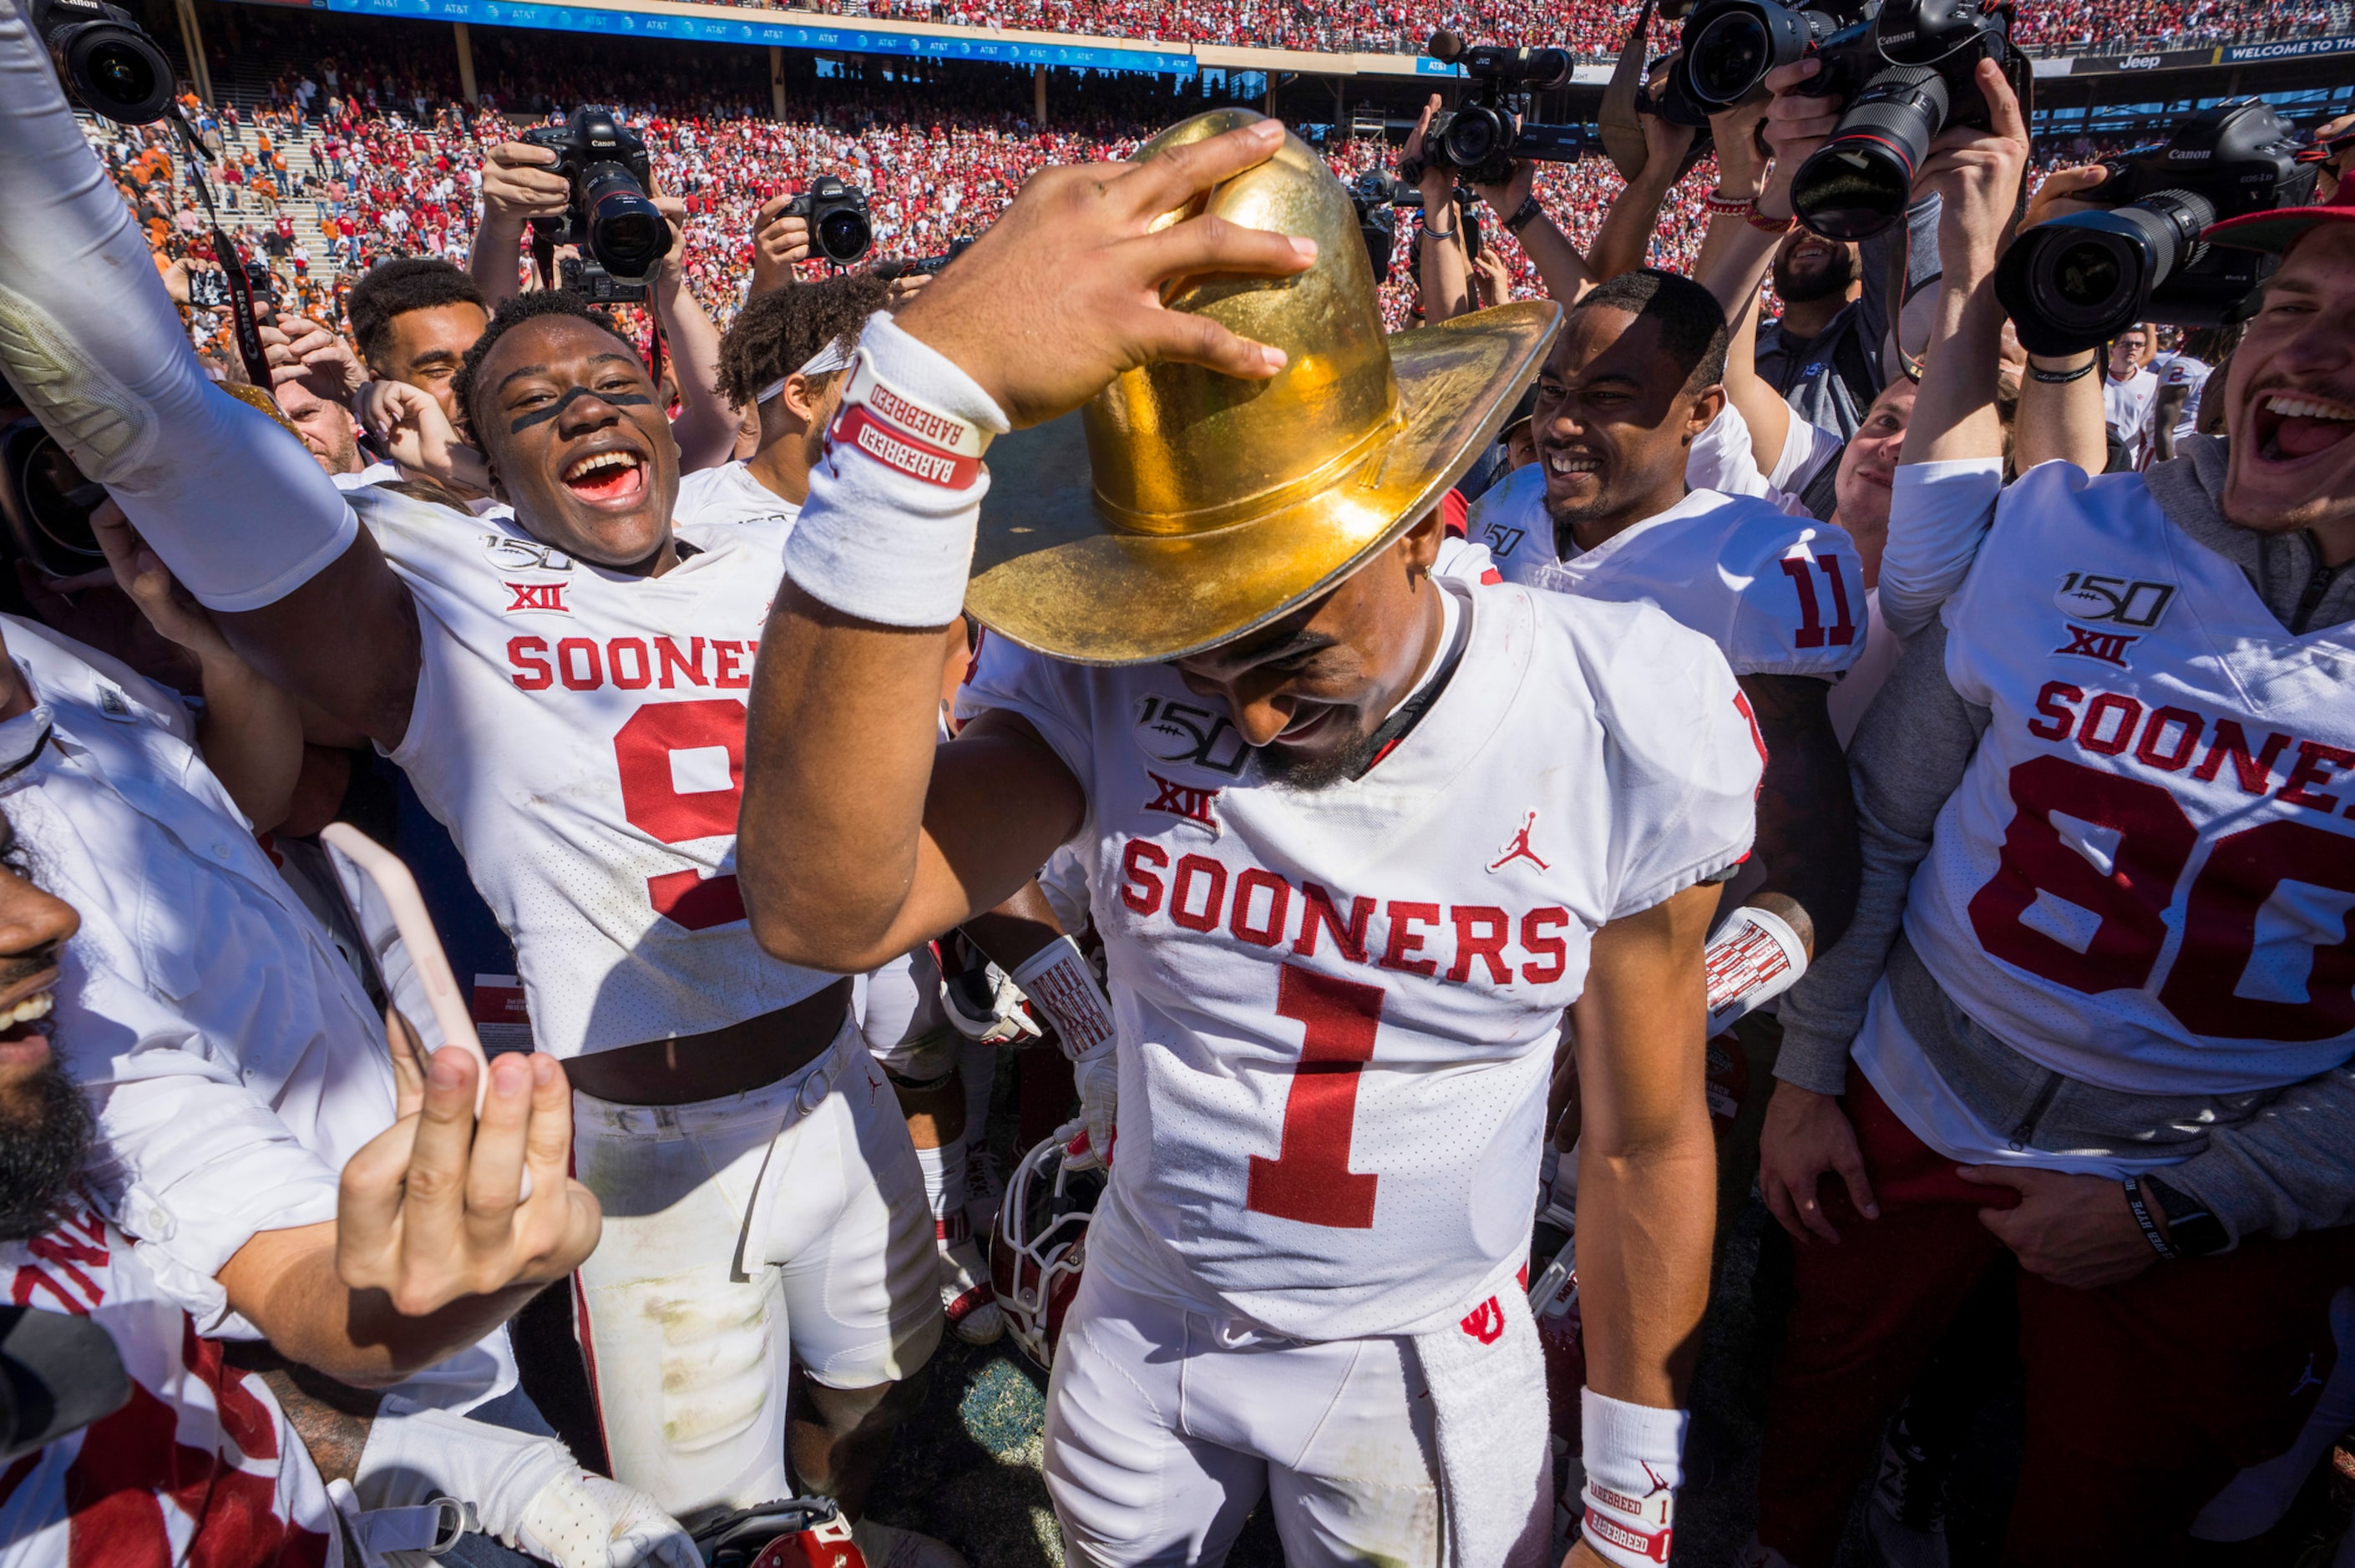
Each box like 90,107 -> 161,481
2141,1176 -> 2229,1258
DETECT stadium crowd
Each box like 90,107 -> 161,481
6,0 -> 2355,1561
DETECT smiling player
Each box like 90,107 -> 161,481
0,58 -> 961,1564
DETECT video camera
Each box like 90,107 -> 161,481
1786,0 -> 2029,240
32,0 -> 175,125
1403,30 -> 1593,188
1671,0 -> 1875,110
519,108 -> 672,283
871,236 -> 974,281
1347,172 -> 1421,281
787,178 -> 875,267
1997,102 -> 2317,357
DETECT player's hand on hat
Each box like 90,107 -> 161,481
336,1047 -> 601,1317
482,140 -> 572,223
890,116 -> 1319,428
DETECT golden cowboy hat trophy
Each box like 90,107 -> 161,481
968,108 -> 1563,665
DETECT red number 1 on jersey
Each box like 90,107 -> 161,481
1247,964 -> 1383,1229
614,698 -> 748,931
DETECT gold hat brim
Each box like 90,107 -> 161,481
969,299 -> 1561,666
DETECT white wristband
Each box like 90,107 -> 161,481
1703,903 -> 1808,1036
781,310 -> 1009,630
1579,1388 -> 1687,1567
1010,933 -> 1115,1062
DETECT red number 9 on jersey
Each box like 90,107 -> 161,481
614,698 -> 748,931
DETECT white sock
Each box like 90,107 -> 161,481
913,1138 -> 966,1227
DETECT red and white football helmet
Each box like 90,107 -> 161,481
988,1132 -> 1106,1371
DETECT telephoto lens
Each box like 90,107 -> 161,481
33,0 -> 175,124
580,163 -> 671,280
1683,0 -> 1851,107
2000,195 -> 2216,353
1790,64 -> 1945,240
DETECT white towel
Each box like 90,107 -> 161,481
1412,1281 -> 1553,1568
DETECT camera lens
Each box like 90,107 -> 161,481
1441,106 -> 1507,173
580,163 -> 668,279
1790,65 -> 1946,240
817,206 -> 873,265
6,431 -> 107,575
1689,9 -> 1771,104
1994,195 -> 2211,356
62,23 -> 174,124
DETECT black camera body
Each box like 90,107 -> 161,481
187,259 -> 276,314
558,254 -> 647,306
787,178 -> 875,267
1408,30 -> 1591,188
1345,173 -> 1423,281
1997,102 -> 2316,356
1788,0 -> 2028,240
520,108 -> 671,281
1674,0 -> 1876,109
33,0 -> 174,125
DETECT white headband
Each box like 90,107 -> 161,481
754,335 -> 858,407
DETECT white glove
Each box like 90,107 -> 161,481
517,1472 -> 699,1568
940,962 -> 1043,1045
1060,1042 -> 1118,1172
354,1399 -> 696,1568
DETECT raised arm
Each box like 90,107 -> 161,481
1470,158 -> 1595,305
739,120 -> 1315,974
1585,108 -> 1697,283
1403,98 -> 1471,324
467,139 -> 568,310
1696,99 -> 1793,468
0,14 -> 420,750
645,191 -> 737,471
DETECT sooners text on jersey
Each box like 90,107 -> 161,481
963,584 -> 1761,1340
353,489 -> 833,1058
1911,461 -> 2355,1092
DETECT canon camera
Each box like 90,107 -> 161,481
1786,0 -> 2028,240
32,0 -> 174,124
787,178 -> 875,266
1996,102 -> 2317,356
519,108 -> 671,281
1672,0 -> 1875,109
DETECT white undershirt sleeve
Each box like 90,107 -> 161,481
0,11 -> 355,611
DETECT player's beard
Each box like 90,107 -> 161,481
1256,717 -> 1384,794
0,1057 -> 91,1244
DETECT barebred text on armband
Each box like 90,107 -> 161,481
1703,902 -> 1809,1037
830,346 -> 992,489
1010,935 -> 1115,1061
781,313 -> 1008,629
1580,1388 -> 1686,1567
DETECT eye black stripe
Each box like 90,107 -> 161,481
509,383 -> 655,433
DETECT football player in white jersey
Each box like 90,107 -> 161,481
0,53 -> 956,1566
739,114 -> 1763,1568
682,272 -> 892,532
1747,58 -> 2355,1565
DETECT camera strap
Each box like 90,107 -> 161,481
166,105 -> 272,388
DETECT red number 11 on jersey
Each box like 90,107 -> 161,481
1247,964 -> 1384,1229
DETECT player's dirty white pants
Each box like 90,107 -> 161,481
1044,1264 -> 1441,1567
570,1019 -> 942,1522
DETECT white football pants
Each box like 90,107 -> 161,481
570,1020 -> 941,1520
1044,1263 -> 1442,1567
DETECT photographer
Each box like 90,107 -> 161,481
1749,53 -> 2355,1564
468,130 -> 737,473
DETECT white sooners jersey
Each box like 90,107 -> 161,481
0,1204 -> 340,1568
673,462 -> 801,532
354,488 -> 834,1057
1456,481 -> 1866,680
1908,460 -> 2355,1095
965,584 -> 1760,1340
